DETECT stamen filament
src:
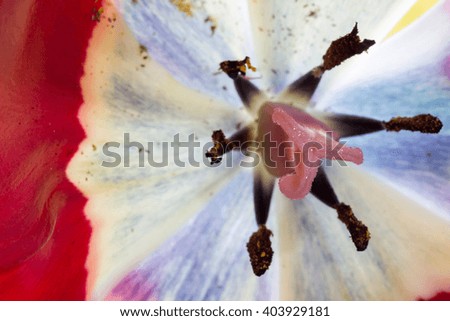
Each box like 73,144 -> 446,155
284,69 -> 323,100
234,76 -> 264,110
314,113 -> 385,138
253,164 -> 275,226
310,166 -> 339,207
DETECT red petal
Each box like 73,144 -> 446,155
427,292 -> 450,301
0,0 -> 94,299
419,292 -> 450,301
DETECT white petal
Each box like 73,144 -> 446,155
114,0 -> 255,105
106,171 -> 280,300
346,133 -> 450,215
316,0 -> 450,114
67,6 -> 248,299
277,165 -> 450,300
247,0 -> 416,93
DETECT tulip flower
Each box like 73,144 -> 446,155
1,0 -> 449,301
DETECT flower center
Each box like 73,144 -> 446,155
205,24 -> 443,277
257,101 -> 363,199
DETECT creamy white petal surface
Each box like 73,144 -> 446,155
67,6 -> 250,299
106,171 -> 279,300
114,0 -> 255,105
278,166 -> 450,300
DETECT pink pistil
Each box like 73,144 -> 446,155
258,102 -> 363,200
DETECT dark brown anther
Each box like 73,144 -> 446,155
322,23 -> 375,71
384,114 -> 443,134
334,203 -> 370,251
219,56 -> 257,79
205,130 -> 237,165
246,225 -> 274,276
